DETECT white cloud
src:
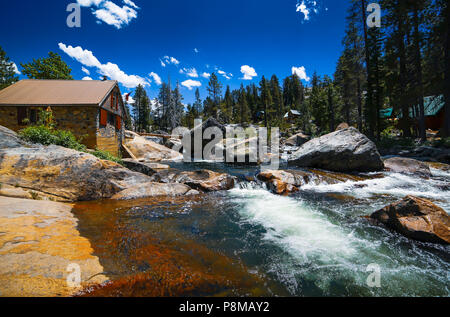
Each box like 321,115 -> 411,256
149,72 -> 162,85
217,70 -> 232,80
58,43 -> 101,67
82,76 -> 93,80
201,72 -> 210,79
180,67 -> 198,78
296,0 -> 323,22
296,1 -> 310,20
292,66 -> 311,82
76,0 -> 139,29
181,79 -> 201,90
81,66 -> 90,75
12,62 -> 21,75
161,56 -> 180,66
59,43 -> 148,88
240,65 -> 257,80
123,0 -> 139,9
194,48 -> 199,53
77,0 -> 103,6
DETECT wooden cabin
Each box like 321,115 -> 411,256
284,110 -> 301,123
0,79 -> 126,156
380,95 -> 445,131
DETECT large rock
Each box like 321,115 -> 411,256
370,196 -> 450,244
0,196 -> 107,296
335,123 -> 350,131
125,135 -> 183,162
0,145 -> 157,201
384,157 -> 432,178
257,169 -> 381,195
111,182 -> 195,200
150,169 -> 236,192
284,132 -> 310,147
288,127 -> 384,172
186,118 -> 226,160
0,126 -> 29,149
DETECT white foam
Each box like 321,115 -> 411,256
228,187 -> 358,264
301,172 -> 450,210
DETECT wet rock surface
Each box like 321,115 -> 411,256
288,127 -> 384,172
111,182 -> 194,200
370,196 -> 450,244
384,157 -> 432,178
150,169 -> 236,192
257,169 -> 380,195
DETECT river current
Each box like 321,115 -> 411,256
73,163 -> 450,297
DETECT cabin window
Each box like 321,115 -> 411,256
100,109 -> 107,126
107,112 -> 115,126
29,109 -> 38,124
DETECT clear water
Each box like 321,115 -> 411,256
74,163 -> 450,297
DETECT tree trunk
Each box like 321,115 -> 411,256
361,0 -> 374,137
397,2 -> 411,137
413,3 -> 426,142
444,1 -> 450,137
357,77 -> 363,131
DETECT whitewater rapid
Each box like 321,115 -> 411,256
227,171 -> 449,296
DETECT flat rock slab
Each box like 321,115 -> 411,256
0,197 -> 107,296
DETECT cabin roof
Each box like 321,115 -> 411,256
0,80 -> 118,106
284,110 -> 301,117
381,95 -> 444,119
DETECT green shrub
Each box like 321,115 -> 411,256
19,125 -> 86,151
19,125 -> 123,165
91,149 -> 123,165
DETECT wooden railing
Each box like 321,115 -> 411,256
137,133 -> 182,139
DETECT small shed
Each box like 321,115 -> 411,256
0,79 -> 127,156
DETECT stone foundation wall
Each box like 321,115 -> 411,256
0,106 -> 124,156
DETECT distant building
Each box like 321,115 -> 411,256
0,79 -> 126,155
284,110 -> 301,123
379,95 -> 445,131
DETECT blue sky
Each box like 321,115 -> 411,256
0,0 -> 350,104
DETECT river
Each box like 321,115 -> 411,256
73,162 -> 450,297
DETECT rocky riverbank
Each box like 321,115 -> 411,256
0,124 -> 449,297
0,197 -> 107,296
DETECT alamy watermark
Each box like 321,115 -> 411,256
66,3 -> 81,28
367,3 -> 381,28
366,263 -> 381,288
66,263 -> 81,288
169,119 -> 280,170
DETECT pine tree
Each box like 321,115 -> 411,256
0,46 -> 19,90
193,88 -> 203,116
221,85 -> 233,123
21,52 -> 73,80
205,73 -> 222,119
238,84 -> 251,125
259,76 -> 273,128
270,75 -> 284,120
